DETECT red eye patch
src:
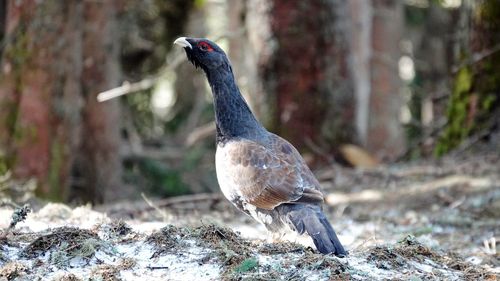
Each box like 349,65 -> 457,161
197,41 -> 214,52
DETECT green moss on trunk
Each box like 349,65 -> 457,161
435,0 -> 500,156
47,140 -> 64,201
435,67 -> 472,156
0,24 -> 32,173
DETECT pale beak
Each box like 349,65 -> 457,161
174,37 -> 192,49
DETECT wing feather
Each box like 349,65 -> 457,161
216,134 -> 324,210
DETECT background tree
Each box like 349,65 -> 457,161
0,0 -> 193,202
0,1 -> 123,202
227,0 -> 406,165
228,0 -> 357,165
435,0 -> 500,155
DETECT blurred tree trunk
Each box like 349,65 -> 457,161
349,0 -> 405,161
0,0 -> 122,203
230,0 -> 356,163
348,0 -> 372,149
227,0 -> 266,121
78,1 -> 122,203
470,0 -> 500,125
230,0 -> 405,163
414,2 -> 453,156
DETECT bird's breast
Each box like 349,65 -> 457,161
215,144 -> 238,202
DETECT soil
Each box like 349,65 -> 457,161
0,152 -> 499,280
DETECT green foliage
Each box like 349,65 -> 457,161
404,4 -> 428,27
47,140 -> 63,201
125,158 -> 189,197
182,145 -> 206,170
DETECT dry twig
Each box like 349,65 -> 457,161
452,44 -> 500,73
141,193 -> 169,221
97,29 -> 246,102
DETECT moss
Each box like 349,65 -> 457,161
482,94 -> 496,111
434,0 -> 500,156
435,67 -> 473,156
0,161 -> 6,175
3,29 -> 31,72
0,23 -> 33,172
21,227 -> 102,260
436,57 -> 500,156
47,139 -> 64,201
233,257 -> 259,273
194,0 -> 206,8
454,67 -> 472,94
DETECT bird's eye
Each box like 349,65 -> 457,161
197,41 -> 214,52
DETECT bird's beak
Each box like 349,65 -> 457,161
174,37 -> 192,49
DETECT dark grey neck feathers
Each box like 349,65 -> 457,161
205,67 -> 266,145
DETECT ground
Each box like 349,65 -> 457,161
0,153 -> 499,280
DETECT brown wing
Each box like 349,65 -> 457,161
216,134 -> 324,210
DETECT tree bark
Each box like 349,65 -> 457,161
231,0 -> 406,163
348,0 -> 373,147
77,1 -> 122,203
227,0 -> 269,122
348,0 -> 405,161
368,0 -> 405,161
233,0 -> 356,163
0,0 -> 122,202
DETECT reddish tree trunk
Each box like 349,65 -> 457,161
268,1 -> 355,151
0,0 -> 122,202
229,0 -> 405,164
77,1 -> 122,203
0,1 -> 72,199
235,0 -> 356,162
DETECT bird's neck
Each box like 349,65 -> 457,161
206,69 -> 266,144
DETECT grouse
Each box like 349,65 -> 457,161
174,37 -> 347,256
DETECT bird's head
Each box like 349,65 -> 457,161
174,37 -> 231,73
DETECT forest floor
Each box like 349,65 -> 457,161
0,152 -> 499,280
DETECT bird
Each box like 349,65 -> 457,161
174,37 -> 347,257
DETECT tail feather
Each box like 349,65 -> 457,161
280,204 -> 347,257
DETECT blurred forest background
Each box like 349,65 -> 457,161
0,0 -> 498,204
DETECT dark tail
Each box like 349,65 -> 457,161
279,204 -> 347,257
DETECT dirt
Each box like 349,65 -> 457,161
0,153 -> 499,280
